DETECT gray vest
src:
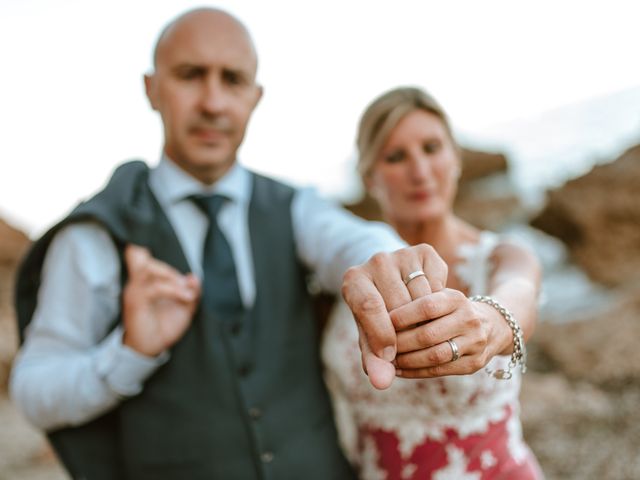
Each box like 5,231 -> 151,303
16,161 -> 355,480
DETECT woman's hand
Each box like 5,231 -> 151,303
390,288 -> 513,378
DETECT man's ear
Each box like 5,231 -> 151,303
253,84 -> 264,109
144,73 -> 158,111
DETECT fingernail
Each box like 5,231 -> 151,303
381,346 -> 396,362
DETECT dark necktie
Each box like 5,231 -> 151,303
189,194 -> 243,314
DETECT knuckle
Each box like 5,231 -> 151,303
418,243 -> 438,263
417,326 -> 435,347
395,354 -> 410,369
341,269 -> 363,302
417,243 -> 435,255
389,309 -> 401,328
370,251 -> 390,268
451,289 -> 466,302
476,328 -> 489,346
428,347 -> 447,364
418,297 -> 435,319
467,313 -> 482,330
341,267 -> 359,289
355,294 -> 385,318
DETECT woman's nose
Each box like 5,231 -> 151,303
409,156 -> 431,181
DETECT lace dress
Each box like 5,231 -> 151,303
322,232 -> 543,480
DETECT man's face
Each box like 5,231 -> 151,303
145,12 -> 262,184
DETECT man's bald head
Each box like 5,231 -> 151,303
152,8 -> 258,76
144,7 -> 263,184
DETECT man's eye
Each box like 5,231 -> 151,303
223,70 -> 244,85
177,67 -> 205,80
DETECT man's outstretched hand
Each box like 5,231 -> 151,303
341,244 -> 447,390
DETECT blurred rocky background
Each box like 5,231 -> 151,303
347,142 -> 640,480
0,220 -> 67,479
0,142 -> 638,479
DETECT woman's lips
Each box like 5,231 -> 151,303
408,191 -> 432,201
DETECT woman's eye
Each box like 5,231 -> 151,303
423,141 -> 441,154
385,151 -> 405,163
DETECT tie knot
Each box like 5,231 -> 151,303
189,194 -> 229,218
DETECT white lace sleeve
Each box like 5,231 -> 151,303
455,231 -> 501,296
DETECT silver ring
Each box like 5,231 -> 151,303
404,270 -> 425,286
446,339 -> 460,362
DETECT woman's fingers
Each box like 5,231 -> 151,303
392,290 -> 499,377
396,353 -> 486,378
395,335 -> 473,369
390,288 -> 467,331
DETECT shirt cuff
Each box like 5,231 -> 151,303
94,326 -> 170,397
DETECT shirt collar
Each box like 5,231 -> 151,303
149,154 -> 252,207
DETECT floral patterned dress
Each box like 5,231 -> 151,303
321,232 -> 543,479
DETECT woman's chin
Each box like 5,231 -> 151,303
402,204 -> 446,224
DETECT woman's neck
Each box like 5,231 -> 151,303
393,214 -> 453,248
392,214 -> 478,266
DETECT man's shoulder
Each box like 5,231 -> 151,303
247,169 -> 298,204
84,160 -> 150,208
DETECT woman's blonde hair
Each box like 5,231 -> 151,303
356,86 -> 456,178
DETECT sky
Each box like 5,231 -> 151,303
1,0 -> 639,237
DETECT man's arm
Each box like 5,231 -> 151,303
292,188 -> 448,389
9,224 -> 189,430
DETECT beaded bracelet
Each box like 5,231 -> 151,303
469,295 -> 527,380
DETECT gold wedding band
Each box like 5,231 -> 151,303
403,270 -> 425,286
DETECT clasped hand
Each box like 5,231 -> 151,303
342,244 -> 511,390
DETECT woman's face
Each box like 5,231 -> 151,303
367,109 -> 460,225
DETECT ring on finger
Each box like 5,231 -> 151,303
446,338 -> 460,362
404,270 -> 425,286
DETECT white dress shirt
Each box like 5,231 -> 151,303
10,156 -> 405,431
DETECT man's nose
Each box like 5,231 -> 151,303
200,78 -> 228,114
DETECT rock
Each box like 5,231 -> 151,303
532,290 -> 640,386
453,174 -> 524,231
531,144 -> 640,287
520,373 -> 640,480
458,147 -> 507,182
0,397 -> 68,479
0,218 -> 30,265
0,218 -> 31,392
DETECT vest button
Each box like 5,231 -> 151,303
238,364 -> 252,377
260,451 -> 274,463
248,407 -> 262,420
229,322 -> 242,336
